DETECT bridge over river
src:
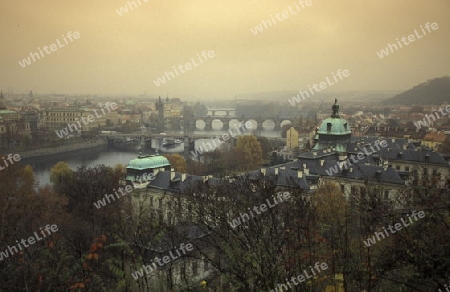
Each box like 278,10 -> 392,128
101,132 -> 285,156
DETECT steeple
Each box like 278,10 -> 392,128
0,91 -> 5,110
331,97 -> 340,118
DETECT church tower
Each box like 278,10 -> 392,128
0,91 -> 6,110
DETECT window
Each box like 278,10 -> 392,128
192,261 -> 198,276
158,210 -> 163,223
405,166 -> 410,172
159,197 -> 163,208
396,165 -> 400,170
384,190 -> 389,200
188,204 -> 193,220
167,212 -> 172,225
181,264 -> 186,279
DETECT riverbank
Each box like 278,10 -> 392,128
16,139 -> 107,160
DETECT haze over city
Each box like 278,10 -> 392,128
2,1 -> 450,291
1,0 -> 450,100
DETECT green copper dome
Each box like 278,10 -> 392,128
318,118 -> 351,135
127,155 -> 170,170
313,98 -> 351,151
317,98 -> 351,135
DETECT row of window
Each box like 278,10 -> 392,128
171,259 -> 212,278
0,125 -> 29,131
47,112 -> 81,117
394,164 -> 439,175
47,118 -> 80,122
346,185 -> 390,200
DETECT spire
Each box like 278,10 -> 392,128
331,98 -> 340,118
0,91 -> 5,110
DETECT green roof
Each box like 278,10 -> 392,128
126,155 -> 170,170
317,98 -> 351,135
0,110 -> 17,114
317,117 -> 351,135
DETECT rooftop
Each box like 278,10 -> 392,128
127,155 -> 171,170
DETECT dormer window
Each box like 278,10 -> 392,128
327,123 -> 332,131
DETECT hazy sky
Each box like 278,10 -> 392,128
1,0 -> 449,99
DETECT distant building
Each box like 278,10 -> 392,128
44,107 -> 120,133
422,131 -> 447,151
286,127 -> 299,150
0,92 -> 31,147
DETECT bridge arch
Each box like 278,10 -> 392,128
195,119 -> 206,129
246,119 -> 258,130
211,119 -> 224,130
281,120 -> 293,127
262,120 -> 275,130
228,119 -> 240,130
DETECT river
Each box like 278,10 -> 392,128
23,127 -> 281,187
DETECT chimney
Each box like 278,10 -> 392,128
181,173 -> 187,182
320,159 -> 325,166
349,167 -> 353,172
302,163 -> 306,169
170,171 -> 175,181
261,168 -> 266,175
304,168 -> 309,175
403,144 -> 407,150
203,176 -> 208,183
153,168 -> 160,176
392,138 -> 395,143
274,168 -> 279,175
297,171 -> 303,178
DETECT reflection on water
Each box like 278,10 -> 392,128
23,148 -> 140,187
24,129 -> 280,187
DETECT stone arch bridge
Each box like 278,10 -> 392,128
195,116 -> 293,131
